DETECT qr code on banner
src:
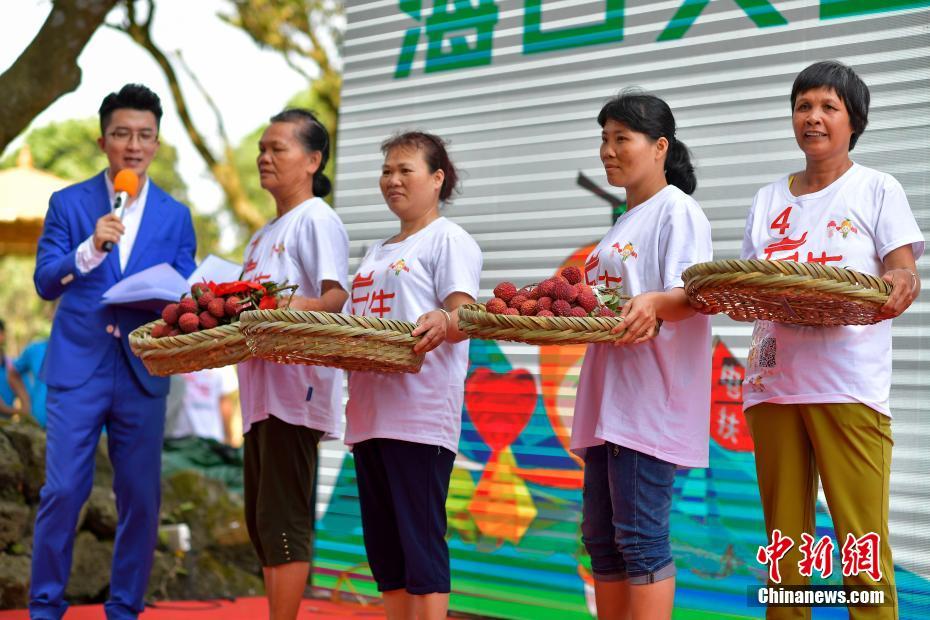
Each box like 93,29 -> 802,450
757,337 -> 776,368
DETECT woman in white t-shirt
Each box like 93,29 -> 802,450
238,109 -> 350,620
571,91 -> 713,619
741,61 -> 922,619
345,132 -> 481,620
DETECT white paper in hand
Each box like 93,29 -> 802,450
188,254 -> 241,286
102,255 -> 242,312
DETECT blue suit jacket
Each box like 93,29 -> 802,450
34,171 -> 196,397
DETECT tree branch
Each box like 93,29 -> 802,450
117,0 -> 264,233
174,50 -> 231,147
0,0 -> 120,154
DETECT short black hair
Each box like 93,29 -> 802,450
790,60 -> 870,151
99,84 -> 163,135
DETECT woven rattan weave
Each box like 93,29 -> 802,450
457,303 -> 627,345
683,259 -> 891,326
239,309 -> 424,374
129,321 -> 250,376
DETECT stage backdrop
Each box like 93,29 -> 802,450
313,2 -> 930,618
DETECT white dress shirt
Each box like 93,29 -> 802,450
75,172 -> 151,274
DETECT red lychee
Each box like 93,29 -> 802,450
520,299 -> 538,316
508,294 -> 528,309
552,299 -> 572,317
502,308 -> 520,316
570,306 -> 588,318
553,280 -> 578,303
485,298 -> 508,314
199,311 -> 219,330
537,309 -> 555,317
197,290 -> 216,309
537,296 -> 553,311
598,307 -> 617,317
178,297 -> 198,316
224,296 -> 244,318
577,292 -> 598,313
161,303 -> 180,326
178,312 -> 200,333
207,297 -> 226,319
191,282 -> 211,297
575,283 -> 592,297
561,266 -> 582,285
150,323 -> 166,338
493,282 -> 518,302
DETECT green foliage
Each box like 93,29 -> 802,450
0,118 -> 189,203
0,256 -> 54,352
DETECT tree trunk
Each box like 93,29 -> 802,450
0,0 -> 119,155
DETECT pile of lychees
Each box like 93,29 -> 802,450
485,267 -> 621,318
150,279 -> 296,338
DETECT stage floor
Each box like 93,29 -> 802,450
0,597 -> 397,619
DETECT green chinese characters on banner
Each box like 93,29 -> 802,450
523,0 -> 624,54
394,0 -> 499,78
820,0 -> 930,19
393,0 -> 930,78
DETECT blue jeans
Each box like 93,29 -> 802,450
581,442 -> 677,584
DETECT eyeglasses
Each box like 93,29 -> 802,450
107,128 -> 158,145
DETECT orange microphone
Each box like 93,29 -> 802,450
103,169 -> 141,252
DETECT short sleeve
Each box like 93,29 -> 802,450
659,199 -> 713,290
874,175 -> 924,261
741,193 -> 761,260
13,349 -> 29,374
433,227 -> 482,303
298,209 -> 350,290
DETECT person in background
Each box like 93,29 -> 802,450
741,60 -> 922,619
0,319 -> 23,419
571,91 -> 713,620
238,108 -> 349,620
7,335 -> 49,427
345,131 -> 482,620
165,366 -> 238,445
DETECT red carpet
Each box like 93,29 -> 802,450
0,597 -> 390,619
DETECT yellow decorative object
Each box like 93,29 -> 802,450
467,448 -> 537,544
0,145 -> 69,255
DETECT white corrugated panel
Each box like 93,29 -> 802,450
314,2 -> 930,618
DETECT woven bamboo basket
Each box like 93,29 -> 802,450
457,303 -> 628,345
129,320 -> 250,376
239,309 -> 425,374
683,259 -> 891,326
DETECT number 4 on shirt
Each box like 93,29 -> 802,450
770,206 -> 792,236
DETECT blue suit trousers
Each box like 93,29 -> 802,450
29,342 -> 165,620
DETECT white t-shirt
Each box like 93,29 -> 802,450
344,217 -> 482,453
571,185 -> 714,468
166,367 -> 238,443
237,197 -> 350,438
741,163 -> 924,416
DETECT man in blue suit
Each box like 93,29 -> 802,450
30,84 -> 196,620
